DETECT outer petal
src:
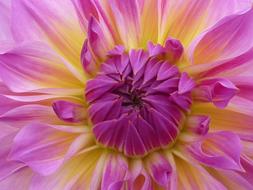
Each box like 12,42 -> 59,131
0,167 -> 33,190
0,42 -> 83,93
174,155 -> 227,190
0,1 -> 13,41
192,103 -> 253,140
0,129 -> 24,181
0,105 -> 59,128
8,123 -> 89,175
158,0 -> 252,46
186,131 -> 243,171
192,7 -> 253,65
30,147 -> 104,190
11,0 -> 85,69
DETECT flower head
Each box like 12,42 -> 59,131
0,0 -> 253,189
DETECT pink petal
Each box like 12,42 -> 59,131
53,100 -> 86,123
187,131 -> 243,171
0,42 -> 82,93
192,7 -> 253,64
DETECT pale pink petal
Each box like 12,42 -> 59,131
175,155 -> 227,190
108,0 -> 141,48
12,0 -> 84,68
0,1 -> 13,41
187,131 -> 243,171
0,167 -> 33,190
0,42 -> 82,93
158,0 -> 252,46
184,47 -> 253,79
8,123 -> 81,175
101,154 -> 128,190
30,148 -> 104,190
192,7 -> 253,65
0,105 -> 59,128
191,103 -> 253,141
0,131 -> 25,181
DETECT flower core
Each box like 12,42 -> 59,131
85,39 -> 195,156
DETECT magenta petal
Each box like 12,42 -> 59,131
81,39 -> 97,75
52,100 -> 86,123
88,17 -> 113,60
188,131 -> 242,171
178,72 -> 195,94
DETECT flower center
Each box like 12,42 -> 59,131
85,39 -> 195,157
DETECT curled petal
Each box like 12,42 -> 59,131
164,38 -> 184,62
178,72 -> 195,94
88,17 -> 114,60
81,39 -> 98,75
187,131 -> 243,171
193,78 -> 238,108
145,153 -> 173,188
186,115 -> 210,136
53,100 -> 86,123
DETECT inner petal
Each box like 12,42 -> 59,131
85,39 -> 194,157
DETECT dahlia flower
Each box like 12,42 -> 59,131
1,0 -> 253,189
